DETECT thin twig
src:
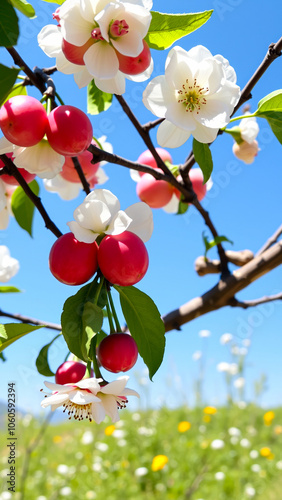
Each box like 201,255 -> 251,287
185,464 -> 209,498
228,292 -> 282,309
71,157 -> 91,195
6,47 -> 46,94
143,117 -> 165,132
256,224 -> 282,256
0,309 -> 62,331
0,154 -> 63,238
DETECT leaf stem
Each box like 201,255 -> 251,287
228,113 -> 256,124
106,299 -> 115,333
90,337 -> 103,378
93,276 -> 105,305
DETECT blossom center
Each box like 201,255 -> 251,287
91,28 -> 104,41
177,78 -> 208,114
63,400 -> 93,421
110,19 -> 129,37
52,8 -> 61,26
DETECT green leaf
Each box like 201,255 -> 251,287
0,352 -> 6,362
223,125 -> 243,144
145,10 -> 213,50
11,179 -> 39,236
87,80 -> 113,115
254,90 -> 282,144
2,83 -> 27,105
61,282 -> 105,362
0,0 -> 19,47
36,335 -> 61,377
176,193 -> 189,215
10,0 -> 35,18
0,323 -> 43,352
193,139 -> 213,183
81,302 -> 104,359
0,65 -> 20,107
40,0 -> 65,4
115,286 -> 165,380
202,232 -> 233,258
0,286 -> 21,293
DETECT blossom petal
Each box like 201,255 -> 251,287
94,72 -> 126,94
240,116 -> 259,143
37,25 -> 62,57
13,141 -> 64,179
99,376 -> 129,395
84,42 -> 119,79
74,199 -> 112,231
77,377 -> 103,390
129,169 -> 141,182
44,381 -> 76,393
0,136 -> 14,154
85,189 -> 120,216
74,67 -> 93,88
90,401 -> 106,423
143,76 -> 171,117
192,121 -> 218,143
111,30 -> 143,57
99,394 -> 120,422
60,0 -> 93,46
41,392 -> 70,408
157,120 -> 191,148
125,202 -> 153,242
67,220 -> 100,243
162,193 -> 180,213
215,54 -> 237,83
69,390 -> 101,405
43,175 -> 81,201
186,45 -> 213,63
93,166 -> 109,184
105,210 -> 132,235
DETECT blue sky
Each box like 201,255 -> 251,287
0,0 -> 282,415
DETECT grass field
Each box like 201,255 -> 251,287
1,404 -> 282,500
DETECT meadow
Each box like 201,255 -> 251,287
1,403 -> 282,500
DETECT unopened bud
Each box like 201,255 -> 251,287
232,140 -> 259,164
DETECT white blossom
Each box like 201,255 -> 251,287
43,175 -> 81,200
240,438 -> 251,448
199,329 -> 211,338
143,45 -> 240,147
234,377 -> 245,389
41,375 -> 139,423
245,486 -> 256,497
0,246 -> 19,283
228,427 -> 241,437
68,188 -> 153,243
215,472 -> 225,481
0,136 -> 64,179
192,350 -> 202,361
135,467 -> 149,477
210,439 -> 225,450
249,450 -> 259,459
38,0 -> 153,94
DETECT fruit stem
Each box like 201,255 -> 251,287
93,276 -> 105,305
55,92 -> 65,106
106,298 -> 115,333
107,288 -> 122,332
90,337 -> 103,379
46,96 -> 52,116
85,360 -> 92,378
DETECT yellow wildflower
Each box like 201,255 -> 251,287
260,447 -> 271,458
151,455 -> 169,471
263,411 -> 275,426
178,421 -> 191,433
53,435 -> 62,444
203,406 -> 217,415
105,425 -> 116,436
203,415 -> 211,423
274,425 -> 282,435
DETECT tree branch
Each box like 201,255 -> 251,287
256,224 -> 282,256
0,309 -> 62,331
228,292 -> 282,309
163,240 -> 282,332
6,47 -> 46,94
0,154 -> 63,238
71,157 -> 91,195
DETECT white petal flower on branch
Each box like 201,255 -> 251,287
68,188 -> 153,243
220,332 -> 233,344
143,45 -> 240,147
0,246 -> 19,283
232,114 -> 259,164
0,136 -> 64,179
43,175 -> 81,200
41,375 -> 139,423
38,0 -> 153,94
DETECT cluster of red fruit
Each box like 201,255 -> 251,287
0,95 -> 99,185
136,148 -> 207,208
56,328 -> 138,380
49,229 -> 149,288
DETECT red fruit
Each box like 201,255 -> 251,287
62,38 -> 94,65
137,148 -> 173,174
175,168 -> 207,202
0,95 -> 48,147
136,170 -> 174,208
0,152 -> 36,185
55,361 -> 87,385
49,232 -> 98,285
116,40 -> 151,75
61,141 -> 100,183
46,105 -> 93,156
97,333 -> 138,373
98,231 -> 148,286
